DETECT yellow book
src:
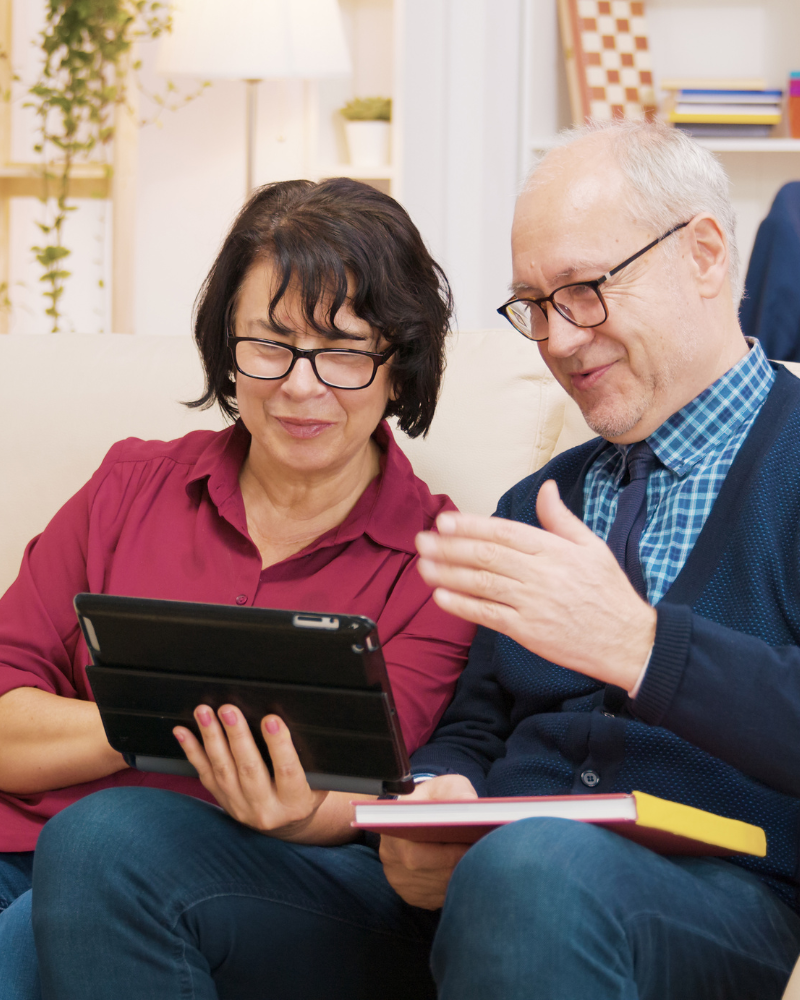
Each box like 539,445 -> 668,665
669,112 -> 781,125
660,77 -> 767,92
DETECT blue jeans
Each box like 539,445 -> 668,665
32,788 -> 438,1000
0,852 -> 40,1000
30,788 -> 800,999
433,818 -> 800,999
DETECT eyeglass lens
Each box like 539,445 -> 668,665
509,284 -> 607,340
235,340 -> 378,389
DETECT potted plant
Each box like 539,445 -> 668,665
339,96 -> 391,168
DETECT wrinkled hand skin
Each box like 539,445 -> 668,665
415,479 -> 657,694
379,774 -> 479,910
174,705 -> 328,842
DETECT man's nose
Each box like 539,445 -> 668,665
543,307 -> 596,358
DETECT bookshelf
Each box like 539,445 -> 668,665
521,0 -> 800,266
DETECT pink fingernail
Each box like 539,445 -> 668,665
220,709 -> 237,726
197,707 -> 212,727
174,730 -> 186,744
265,716 -> 279,735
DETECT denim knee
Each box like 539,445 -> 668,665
446,815 -> 622,910
36,788 -> 188,885
0,891 -> 41,1000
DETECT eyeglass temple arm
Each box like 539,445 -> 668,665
598,221 -> 691,286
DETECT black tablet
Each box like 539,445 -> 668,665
74,594 -> 413,795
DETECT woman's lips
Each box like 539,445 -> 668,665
275,417 -> 335,439
570,361 -> 616,392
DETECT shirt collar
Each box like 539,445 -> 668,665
186,419 -> 421,556
611,338 -> 775,481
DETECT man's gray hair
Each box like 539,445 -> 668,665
525,119 -> 741,299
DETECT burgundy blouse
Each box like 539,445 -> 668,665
0,419 -> 475,850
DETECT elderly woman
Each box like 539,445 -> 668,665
0,179 -> 475,1000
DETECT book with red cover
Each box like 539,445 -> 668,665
352,790 -> 767,857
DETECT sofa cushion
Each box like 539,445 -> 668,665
392,328 -> 594,515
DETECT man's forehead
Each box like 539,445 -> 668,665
511,153 -> 641,285
516,148 -> 629,230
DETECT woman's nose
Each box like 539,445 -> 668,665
280,357 -> 328,397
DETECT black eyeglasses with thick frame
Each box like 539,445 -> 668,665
497,220 -> 691,342
226,307 -> 396,390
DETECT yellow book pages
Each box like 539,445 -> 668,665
632,791 -> 767,857
660,77 -> 766,92
669,112 -> 781,125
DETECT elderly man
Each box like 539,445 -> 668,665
380,120 -> 800,998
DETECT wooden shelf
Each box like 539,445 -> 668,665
0,162 -> 111,199
693,138 -> 800,153
0,162 -> 110,179
528,137 -> 800,154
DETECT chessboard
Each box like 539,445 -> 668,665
558,0 -> 658,123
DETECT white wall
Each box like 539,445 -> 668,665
399,0 -> 524,329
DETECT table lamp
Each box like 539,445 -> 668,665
157,0 -> 352,194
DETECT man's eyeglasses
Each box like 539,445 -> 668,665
228,335 -> 395,390
497,220 -> 691,342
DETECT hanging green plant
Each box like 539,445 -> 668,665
25,0 -> 202,332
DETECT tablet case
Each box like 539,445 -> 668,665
74,594 -> 414,795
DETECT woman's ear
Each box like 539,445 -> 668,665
687,214 -> 729,299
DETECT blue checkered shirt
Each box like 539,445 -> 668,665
584,340 -> 775,605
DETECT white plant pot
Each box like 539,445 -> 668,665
344,120 -> 390,169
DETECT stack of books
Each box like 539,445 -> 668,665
662,78 -> 783,138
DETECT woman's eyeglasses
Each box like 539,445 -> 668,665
228,336 -> 395,390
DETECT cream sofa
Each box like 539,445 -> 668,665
2,331 -> 800,993
0,329 -> 596,594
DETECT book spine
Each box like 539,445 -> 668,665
791,96 -> 800,139
790,74 -> 800,138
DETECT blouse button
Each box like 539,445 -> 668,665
235,595 -> 248,605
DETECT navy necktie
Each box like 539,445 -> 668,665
605,441 -> 659,600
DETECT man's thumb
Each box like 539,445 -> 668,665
536,479 -> 597,545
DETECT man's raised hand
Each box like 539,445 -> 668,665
415,479 -> 656,693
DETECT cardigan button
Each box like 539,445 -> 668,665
580,770 -> 601,788
235,594 -> 248,605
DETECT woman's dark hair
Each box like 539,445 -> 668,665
188,177 -> 453,438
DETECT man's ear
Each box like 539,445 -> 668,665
687,214 -> 729,299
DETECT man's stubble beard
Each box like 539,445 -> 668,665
578,322 -> 696,440
581,377 -> 656,439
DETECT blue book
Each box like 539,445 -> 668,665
679,89 -> 783,104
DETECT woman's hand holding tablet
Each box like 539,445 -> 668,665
174,706 -> 330,842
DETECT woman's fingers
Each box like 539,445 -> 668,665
173,719 -> 222,795
175,706 -> 325,835
261,714 -> 323,808
191,704 -> 241,786
216,705 -> 273,795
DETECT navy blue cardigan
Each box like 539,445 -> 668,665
412,364 -> 800,910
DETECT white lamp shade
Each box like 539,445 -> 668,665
157,0 -> 352,80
